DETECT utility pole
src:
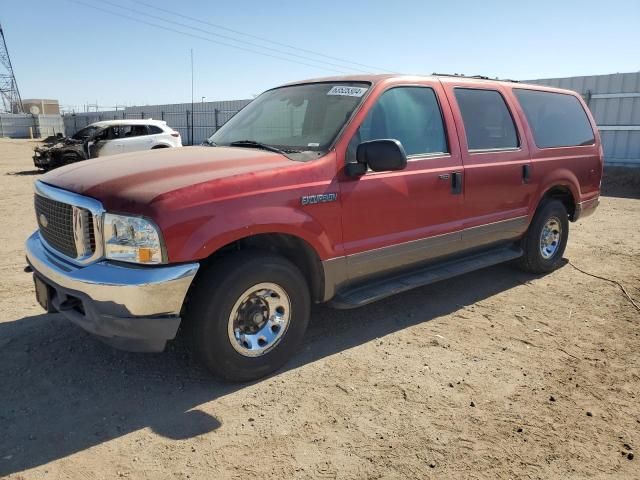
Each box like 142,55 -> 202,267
190,48 -> 194,145
0,22 -> 23,113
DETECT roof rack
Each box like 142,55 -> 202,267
432,73 -> 519,83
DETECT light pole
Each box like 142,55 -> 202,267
190,48 -> 194,145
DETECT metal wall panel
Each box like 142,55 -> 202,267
63,99 -> 251,145
527,72 -> 640,166
0,114 -> 35,138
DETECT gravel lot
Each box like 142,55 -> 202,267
1,138 -> 639,479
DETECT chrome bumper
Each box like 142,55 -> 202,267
25,231 -> 199,352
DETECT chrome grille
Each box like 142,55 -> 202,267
35,194 -> 95,259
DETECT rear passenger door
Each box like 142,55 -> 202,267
119,125 -> 153,153
442,82 -> 535,247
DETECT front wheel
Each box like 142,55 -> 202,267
185,251 -> 310,382
518,199 -> 569,274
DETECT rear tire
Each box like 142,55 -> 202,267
518,199 -> 569,274
185,250 -> 310,382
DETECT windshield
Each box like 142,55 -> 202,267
72,125 -> 101,140
209,82 -> 369,157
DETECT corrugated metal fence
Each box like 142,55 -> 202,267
527,71 -> 640,167
0,113 -> 65,139
63,99 -> 251,145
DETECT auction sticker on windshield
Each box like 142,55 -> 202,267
327,86 -> 368,97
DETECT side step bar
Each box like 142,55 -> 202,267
330,245 -> 523,309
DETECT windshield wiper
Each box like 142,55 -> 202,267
202,139 -> 217,147
229,140 -> 295,155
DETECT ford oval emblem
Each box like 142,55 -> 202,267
39,213 -> 48,228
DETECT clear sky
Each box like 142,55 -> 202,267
2,0 -> 639,111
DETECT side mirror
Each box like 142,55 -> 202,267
347,139 -> 408,176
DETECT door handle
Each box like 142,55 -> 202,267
438,173 -> 450,180
451,172 -> 463,195
522,164 -> 531,183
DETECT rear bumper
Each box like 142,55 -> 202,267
573,196 -> 600,221
25,231 -> 199,352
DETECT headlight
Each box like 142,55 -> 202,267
103,213 -> 165,264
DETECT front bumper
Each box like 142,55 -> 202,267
25,231 -> 199,352
32,151 -> 52,168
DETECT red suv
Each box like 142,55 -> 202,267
26,74 -> 602,381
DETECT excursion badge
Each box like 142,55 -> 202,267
301,192 -> 338,206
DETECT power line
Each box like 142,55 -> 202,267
101,0 -> 373,74
135,0 -> 395,73
70,0 -> 355,74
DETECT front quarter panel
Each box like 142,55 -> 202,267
154,152 -> 343,263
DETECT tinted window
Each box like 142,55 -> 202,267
148,125 -> 164,134
352,87 -> 448,157
455,88 -> 519,150
514,89 -> 595,148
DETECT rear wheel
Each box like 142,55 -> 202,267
518,199 -> 569,273
185,250 -> 310,382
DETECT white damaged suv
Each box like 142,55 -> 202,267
33,119 -> 183,170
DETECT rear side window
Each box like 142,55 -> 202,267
514,89 -> 595,148
454,88 -> 519,151
354,87 -> 448,157
148,125 -> 164,134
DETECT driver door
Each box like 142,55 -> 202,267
338,83 -> 464,281
88,127 -> 120,158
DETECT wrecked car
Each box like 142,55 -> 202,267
33,119 -> 182,170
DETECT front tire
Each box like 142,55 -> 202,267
518,199 -> 569,273
185,251 -> 310,382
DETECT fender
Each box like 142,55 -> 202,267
530,166 -> 580,216
162,204 -> 339,264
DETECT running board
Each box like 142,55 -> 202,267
330,245 -> 523,309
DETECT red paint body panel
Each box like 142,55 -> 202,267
41,75 -> 602,267
335,77 -> 464,254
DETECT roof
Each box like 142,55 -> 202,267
89,119 -> 168,127
279,73 -> 578,95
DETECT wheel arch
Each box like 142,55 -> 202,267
533,167 -> 581,221
190,232 -> 326,304
539,185 -> 577,220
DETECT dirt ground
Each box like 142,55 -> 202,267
0,138 -> 638,479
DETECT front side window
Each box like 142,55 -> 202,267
514,89 -> 595,148
455,88 -> 519,151
349,86 -> 448,159
209,82 -> 369,159
72,126 -> 100,140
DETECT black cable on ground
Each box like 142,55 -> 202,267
568,261 -> 640,313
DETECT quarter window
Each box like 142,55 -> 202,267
514,89 -> 595,148
350,87 -> 448,158
455,88 -> 519,151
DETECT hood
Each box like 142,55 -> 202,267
41,146 -> 294,209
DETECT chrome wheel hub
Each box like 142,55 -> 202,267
539,217 -> 562,259
227,282 -> 291,357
